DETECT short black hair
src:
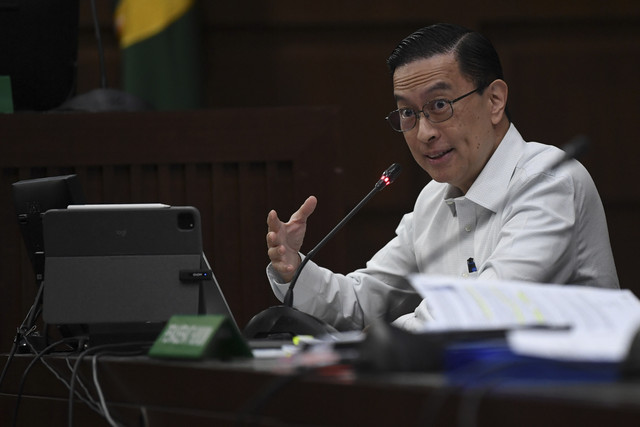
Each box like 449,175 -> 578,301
387,23 -> 505,94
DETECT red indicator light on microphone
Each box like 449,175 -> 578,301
375,164 -> 401,190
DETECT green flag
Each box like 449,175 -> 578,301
115,0 -> 202,110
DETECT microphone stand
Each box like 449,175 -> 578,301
243,164 -> 401,339
55,0 -> 151,112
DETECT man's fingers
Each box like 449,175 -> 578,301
267,244 -> 297,275
266,209 -> 281,232
266,231 -> 278,248
267,244 -> 284,259
290,196 -> 317,223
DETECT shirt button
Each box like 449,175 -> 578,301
464,224 -> 472,232
462,272 -> 469,278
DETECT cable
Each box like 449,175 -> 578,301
89,0 -> 108,89
11,336 -> 86,427
10,336 -> 150,427
3,280 -> 56,404
416,359 -> 531,427
24,280 -> 45,333
1,281 -> 47,391
455,358 -> 621,427
91,348 -> 150,427
65,357 -> 101,410
91,348 -> 148,427
22,336 -> 102,415
457,383 -> 500,427
453,361 -> 541,427
92,353 -> 122,427
417,382 -> 460,427
418,355 -> 618,427
68,344 -> 107,427
0,339 -> 19,391
236,366 -> 319,426
68,342 -> 152,427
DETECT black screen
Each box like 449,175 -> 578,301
12,174 -> 85,281
0,0 -> 79,111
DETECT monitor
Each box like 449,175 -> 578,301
12,174 -> 85,283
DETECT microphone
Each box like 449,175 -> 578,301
243,163 -> 402,339
550,134 -> 590,170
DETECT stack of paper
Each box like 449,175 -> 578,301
408,274 -> 640,362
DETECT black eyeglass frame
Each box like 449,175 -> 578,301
385,87 -> 480,132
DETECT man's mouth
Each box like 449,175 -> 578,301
426,148 -> 454,160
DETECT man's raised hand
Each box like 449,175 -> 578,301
266,196 -> 317,282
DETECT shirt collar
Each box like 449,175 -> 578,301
447,124 -> 525,213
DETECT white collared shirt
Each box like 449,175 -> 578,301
268,124 -> 619,331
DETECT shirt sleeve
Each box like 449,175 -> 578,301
266,213 -> 422,330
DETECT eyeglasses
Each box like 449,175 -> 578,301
385,88 -> 480,132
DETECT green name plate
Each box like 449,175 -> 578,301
149,314 -> 252,360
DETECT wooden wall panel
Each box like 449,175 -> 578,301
0,108 -> 343,351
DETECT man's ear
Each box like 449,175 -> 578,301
488,79 -> 508,125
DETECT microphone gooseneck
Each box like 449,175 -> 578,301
550,134 -> 590,171
243,163 -> 401,339
283,163 -> 401,307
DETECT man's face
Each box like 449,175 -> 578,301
392,53 -> 500,194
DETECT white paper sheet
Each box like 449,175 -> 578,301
408,274 -> 640,361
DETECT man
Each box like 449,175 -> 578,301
265,23 -> 619,332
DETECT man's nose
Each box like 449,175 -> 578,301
415,113 -> 437,142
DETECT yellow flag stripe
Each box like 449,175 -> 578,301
115,0 -> 194,49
